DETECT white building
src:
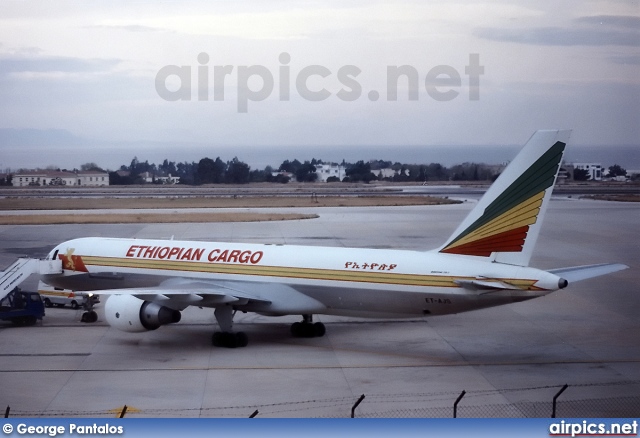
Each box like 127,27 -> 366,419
76,170 -> 109,186
626,169 -> 640,178
371,168 -> 397,179
315,163 -> 346,182
573,163 -> 603,181
12,170 -> 48,187
155,174 -> 180,184
138,171 -> 180,184
12,170 -> 109,187
13,170 -> 76,187
370,168 -> 411,179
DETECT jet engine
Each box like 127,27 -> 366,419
105,295 -> 181,332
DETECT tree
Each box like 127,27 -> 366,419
160,159 -> 178,176
272,173 -> 290,183
129,157 -> 139,174
248,169 -> 264,183
386,162 -> 410,182
415,165 -> 427,182
80,162 -> 104,171
195,158 -> 218,184
175,161 -> 197,185
295,161 -> 317,182
426,163 -> 447,180
127,156 -> 155,178
369,159 -> 392,170
573,168 -> 590,181
0,174 -> 12,186
346,160 -> 376,183
225,157 -> 250,184
279,159 -> 302,174
608,164 -> 627,177
212,158 -> 226,183
109,171 -> 134,185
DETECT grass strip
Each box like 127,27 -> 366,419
0,212 -> 319,225
0,196 -> 459,211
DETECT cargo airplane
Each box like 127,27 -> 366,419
40,130 -> 627,347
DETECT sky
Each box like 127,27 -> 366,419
0,0 -> 639,171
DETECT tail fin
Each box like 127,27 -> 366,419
438,129 -> 571,266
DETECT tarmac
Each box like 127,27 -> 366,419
0,197 -> 638,418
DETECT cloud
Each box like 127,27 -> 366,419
608,54 -> 640,65
575,15 -> 640,29
475,14 -> 640,47
0,55 -> 122,81
88,24 -> 172,33
0,55 -> 120,75
474,26 -> 640,47
97,3 -> 543,41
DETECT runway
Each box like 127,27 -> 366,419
0,198 -> 638,417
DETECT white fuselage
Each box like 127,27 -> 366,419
42,237 -> 563,318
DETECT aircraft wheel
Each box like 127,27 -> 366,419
291,322 -> 302,337
224,332 -> 238,348
212,332 -> 224,347
212,331 -> 248,348
303,323 -> 316,338
291,322 -> 313,337
291,322 -> 325,338
81,311 -> 98,323
44,298 -> 52,308
313,322 -> 326,337
236,332 -> 249,348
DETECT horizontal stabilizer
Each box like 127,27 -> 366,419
548,263 -> 628,283
455,279 -> 523,293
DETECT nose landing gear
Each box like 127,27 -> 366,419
80,295 -> 98,323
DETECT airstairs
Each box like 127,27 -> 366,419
0,258 -> 62,300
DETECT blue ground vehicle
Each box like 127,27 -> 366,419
0,288 -> 45,326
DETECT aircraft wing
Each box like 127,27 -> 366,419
548,263 -> 628,283
95,278 -> 327,314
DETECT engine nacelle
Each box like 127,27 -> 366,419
105,295 -> 181,333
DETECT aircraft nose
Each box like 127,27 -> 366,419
558,278 -> 568,289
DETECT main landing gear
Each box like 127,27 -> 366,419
290,314 -> 326,338
212,331 -> 249,348
212,306 -> 249,348
211,308 -> 327,348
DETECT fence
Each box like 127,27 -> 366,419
5,381 -> 640,418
